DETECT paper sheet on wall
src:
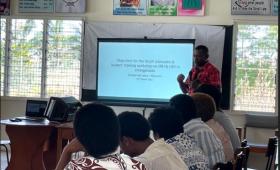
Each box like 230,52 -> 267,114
231,0 -> 271,15
55,0 -> 85,13
148,0 -> 177,16
0,0 -> 10,15
271,0 -> 278,15
18,0 -> 54,13
113,0 -> 147,15
177,0 -> 205,16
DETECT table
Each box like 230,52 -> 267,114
56,122 -> 74,162
1,119 -> 57,170
1,119 -> 74,170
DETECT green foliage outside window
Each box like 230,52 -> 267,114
234,25 -> 277,112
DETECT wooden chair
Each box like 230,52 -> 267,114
0,140 -> 10,165
265,137 -> 277,170
234,151 -> 246,170
236,127 -> 243,141
231,139 -> 250,170
213,161 -> 233,170
243,114 -> 278,154
213,150 -> 246,170
240,140 -> 250,169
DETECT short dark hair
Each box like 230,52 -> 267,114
169,94 -> 197,124
195,45 -> 209,58
118,111 -> 150,141
148,107 -> 184,140
191,93 -> 216,122
195,84 -> 222,109
74,103 -> 120,158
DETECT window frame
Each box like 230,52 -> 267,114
0,16 -> 84,99
230,21 -> 278,115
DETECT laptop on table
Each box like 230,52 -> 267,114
22,100 -> 48,121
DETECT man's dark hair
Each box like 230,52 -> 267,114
191,93 -> 216,122
195,84 -> 222,109
169,94 -> 197,124
148,107 -> 184,140
195,45 -> 209,58
74,103 -> 120,158
118,111 -> 150,141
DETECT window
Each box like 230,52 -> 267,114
0,18 -> 83,98
233,24 -> 277,113
0,18 -> 6,96
9,19 -> 43,97
46,20 -> 82,98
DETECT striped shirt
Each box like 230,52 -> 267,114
206,119 -> 234,161
183,118 -> 225,168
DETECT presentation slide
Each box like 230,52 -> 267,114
97,39 -> 194,104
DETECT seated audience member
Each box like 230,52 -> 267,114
194,84 -> 241,150
170,94 -> 225,168
148,107 -> 210,170
118,111 -> 188,170
55,103 -> 146,170
191,93 -> 234,162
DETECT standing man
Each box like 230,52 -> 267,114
177,45 -> 221,94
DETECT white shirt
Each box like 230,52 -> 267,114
136,139 -> 188,170
214,110 -> 241,150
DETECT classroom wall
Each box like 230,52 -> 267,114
1,0 -> 278,169
7,0 -> 277,24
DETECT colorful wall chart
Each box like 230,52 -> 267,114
113,0 -> 147,15
177,0 -> 205,16
148,0 -> 177,16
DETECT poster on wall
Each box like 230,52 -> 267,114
271,0 -> 278,15
148,0 -> 177,16
177,0 -> 205,16
231,0 -> 271,15
55,0 -> 85,13
0,0 -> 10,15
19,0 -> 54,13
113,0 -> 147,15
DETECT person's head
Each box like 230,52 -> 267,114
74,103 -> 120,158
191,93 -> 216,122
148,107 -> 184,140
194,45 -> 209,67
169,94 -> 197,124
194,84 -> 222,109
118,111 -> 151,157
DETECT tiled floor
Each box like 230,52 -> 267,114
0,150 -> 9,170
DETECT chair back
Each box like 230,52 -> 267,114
213,161 -> 233,170
234,139 -> 250,169
265,137 -> 277,170
235,151 -> 245,170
